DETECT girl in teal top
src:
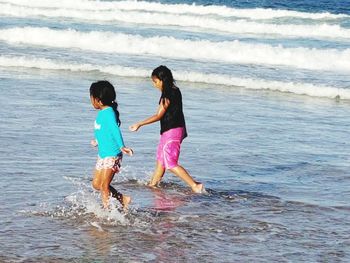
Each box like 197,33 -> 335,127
90,80 -> 133,209
94,106 -> 125,158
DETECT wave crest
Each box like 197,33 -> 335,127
2,0 -> 348,19
1,27 -> 350,72
1,55 -> 349,100
1,3 -> 349,40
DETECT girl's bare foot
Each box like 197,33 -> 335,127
122,195 -> 131,209
148,182 -> 158,188
192,183 -> 204,193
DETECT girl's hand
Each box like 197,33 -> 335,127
91,139 -> 98,147
129,123 -> 141,132
121,147 -> 133,156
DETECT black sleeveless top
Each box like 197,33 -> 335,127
159,86 -> 187,138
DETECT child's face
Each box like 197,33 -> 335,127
90,96 -> 102,109
152,76 -> 163,91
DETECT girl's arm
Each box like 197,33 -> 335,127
129,98 -> 169,132
111,126 -> 133,156
121,147 -> 133,156
106,114 -> 134,156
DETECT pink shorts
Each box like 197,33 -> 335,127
95,155 -> 122,173
157,127 -> 185,169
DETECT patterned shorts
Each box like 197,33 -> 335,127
95,154 -> 122,173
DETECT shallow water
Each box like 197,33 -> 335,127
1,0 -> 350,262
1,69 -> 350,262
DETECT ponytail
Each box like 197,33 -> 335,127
111,101 -> 121,127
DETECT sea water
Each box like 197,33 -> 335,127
0,0 -> 350,262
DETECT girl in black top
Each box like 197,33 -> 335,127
130,65 -> 203,193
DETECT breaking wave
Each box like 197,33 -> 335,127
1,55 -> 349,100
1,27 -> 350,72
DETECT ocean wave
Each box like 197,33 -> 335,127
1,27 -> 350,72
1,3 -> 349,40
1,0 -> 347,20
1,55 -> 349,100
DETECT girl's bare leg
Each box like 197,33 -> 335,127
169,165 -> 203,193
149,161 -> 166,187
110,186 -> 131,209
92,169 -> 102,191
92,168 -> 130,208
109,185 -> 123,203
99,168 -> 115,208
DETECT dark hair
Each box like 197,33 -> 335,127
151,65 -> 175,101
90,80 -> 121,126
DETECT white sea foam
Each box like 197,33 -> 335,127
63,176 -> 129,224
0,55 -> 150,76
1,3 -> 349,40
1,0 -> 347,20
181,71 -> 350,99
1,55 -> 349,100
1,27 -> 350,72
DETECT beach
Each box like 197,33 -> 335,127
1,0 -> 350,262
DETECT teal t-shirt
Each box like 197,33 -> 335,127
94,107 -> 125,158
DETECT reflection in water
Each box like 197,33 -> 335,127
145,187 -> 185,262
86,224 -> 112,255
150,187 -> 186,212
